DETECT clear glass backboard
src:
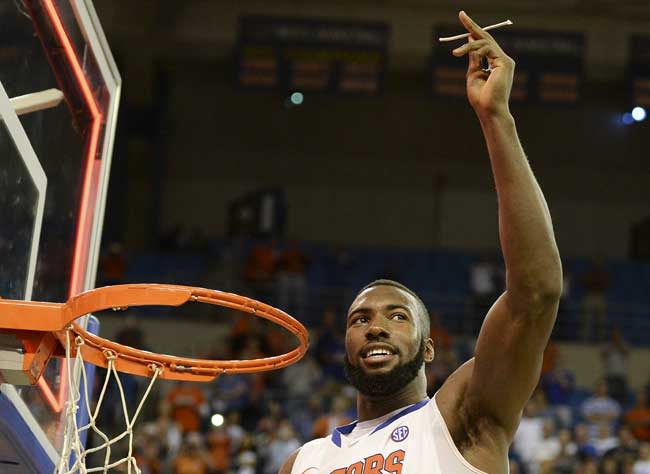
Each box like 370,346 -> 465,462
0,1 -> 120,471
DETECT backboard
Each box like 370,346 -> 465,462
0,0 -> 120,471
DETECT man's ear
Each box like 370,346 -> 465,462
425,338 -> 435,363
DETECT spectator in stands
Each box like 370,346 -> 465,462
312,396 -> 352,439
256,400 -> 285,440
238,336 -> 269,407
633,443 -> 650,474
233,434 -> 258,474
593,423 -> 620,457
225,411 -> 246,456
576,457 -> 599,474
429,310 -> 453,352
166,382 -> 209,433
282,354 -> 324,402
140,400 -> 183,467
173,432 -> 213,474
541,351 -> 576,427
580,257 -> 611,341
604,425 -> 639,468
135,437 -> 162,474
134,433 -> 162,474
513,397 -> 545,472
99,241 -> 126,286
228,314 -> 255,356
95,316 -> 146,431
115,317 -> 147,412
532,388 -> 556,421
291,394 -> 325,441
536,418 -> 561,474
602,328 -> 630,405
624,459 -> 636,474
542,340 -> 559,377
207,423 -> 231,474
211,372 -> 252,416
582,380 -> 622,433
574,423 -> 598,459
263,322 -> 291,358
262,420 -> 301,474
115,316 -> 145,349
205,237 -> 246,293
244,239 -> 277,303
275,240 -> 309,319
600,457 -> 619,474
467,255 -> 503,332
553,428 -> 578,474
423,313 -> 460,402
314,308 -> 346,381
626,390 -> 650,442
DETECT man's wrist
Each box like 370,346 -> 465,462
476,108 -> 514,126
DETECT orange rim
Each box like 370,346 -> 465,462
0,284 -> 309,382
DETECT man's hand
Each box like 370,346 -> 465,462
451,11 -> 515,119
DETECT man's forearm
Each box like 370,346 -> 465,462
480,112 -> 562,306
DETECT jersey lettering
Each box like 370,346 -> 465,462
347,462 -> 364,474
384,450 -> 405,474
329,450 -> 405,474
363,454 -> 385,474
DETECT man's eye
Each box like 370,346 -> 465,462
393,313 -> 407,321
354,316 -> 369,324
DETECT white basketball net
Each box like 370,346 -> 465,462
57,329 -> 162,473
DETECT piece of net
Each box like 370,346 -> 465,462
57,328 -> 161,474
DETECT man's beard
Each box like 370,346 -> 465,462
344,339 -> 426,397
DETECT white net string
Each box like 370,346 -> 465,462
57,328 -> 162,474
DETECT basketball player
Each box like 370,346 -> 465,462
281,11 -> 562,474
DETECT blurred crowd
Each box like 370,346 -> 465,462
509,373 -> 650,474
93,238 -> 650,474
101,236 -> 621,344
90,303 -> 650,474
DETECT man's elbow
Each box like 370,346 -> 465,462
509,274 -> 562,316
513,259 -> 563,302
527,287 -> 562,316
535,277 -> 563,304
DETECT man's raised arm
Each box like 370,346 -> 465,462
450,11 -> 563,438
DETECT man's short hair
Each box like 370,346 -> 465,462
354,279 -> 430,339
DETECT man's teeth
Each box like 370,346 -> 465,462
365,349 -> 392,357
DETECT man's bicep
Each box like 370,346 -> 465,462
466,291 -> 559,435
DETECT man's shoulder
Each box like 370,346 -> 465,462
279,436 -> 332,474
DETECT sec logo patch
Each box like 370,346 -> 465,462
391,425 -> 409,442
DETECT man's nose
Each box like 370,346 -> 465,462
366,318 -> 390,339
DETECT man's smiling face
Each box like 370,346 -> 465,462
344,285 -> 433,396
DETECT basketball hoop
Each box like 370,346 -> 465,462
0,283 -> 309,383
0,284 -> 309,473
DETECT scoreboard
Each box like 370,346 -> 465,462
235,16 -> 389,95
432,26 -> 585,104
